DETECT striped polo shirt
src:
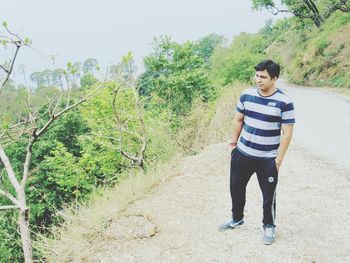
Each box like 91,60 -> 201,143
236,88 -> 295,159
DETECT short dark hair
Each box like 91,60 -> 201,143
254,60 -> 280,79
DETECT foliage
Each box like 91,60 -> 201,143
78,82 -> 126,182
281,12 -> 350,87
28,141 -> 92,228
0,211 -> 23,262
140,36 -> 215,117
211,33 -> 267,84
0,109 -> 89,259
2,9 -> 349,260
37,81 -> 244,262
80,73 -> 98,88
194,33 -> 225,63
253,0 -> 350,28
83,58 -> 99,76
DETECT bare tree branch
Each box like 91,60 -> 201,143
24,91 -> 34,122
111,57 -> 147,169
324,1 -> 350,19
0,144 -> 20,191
0,205 -> 20,210
120,150 -> 139,162
0,64 -> 9,73
0,26 -> 28,92
0,189 -> 20,206
20,137 -> 35,189
0,68 -> 105,261
34,82 -> 103,139
52,87 -> 63,114
263,0 -> 350,28
0,42 -> 20,91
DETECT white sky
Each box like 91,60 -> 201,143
1,0 -> 282,82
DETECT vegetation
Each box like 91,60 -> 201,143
253,0 -> 350,28
38,81 -> 245,262
0,24 -> 224,261
1,3 -> 349,261
210,33 -> 267,84
263,12 -> 350,88
140,35 -> 217,118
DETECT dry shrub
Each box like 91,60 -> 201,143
177,82 -> 245,152
36,158 -> 182,262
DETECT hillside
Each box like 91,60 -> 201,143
267,13 -> 350,89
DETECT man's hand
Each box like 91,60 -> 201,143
275,158 -> 282,171
228,142 -> 237,158
275,124 -> 293,171
229,142 -> 237,150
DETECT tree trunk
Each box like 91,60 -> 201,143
18,190 -> 32,263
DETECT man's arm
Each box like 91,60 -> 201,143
230,112 -> 244,149
276,124 -> 294,170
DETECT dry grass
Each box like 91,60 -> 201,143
321,86 -> 350,98
205,82 -> 245,142
36,158 -> 183,262
177,82 -> 245,152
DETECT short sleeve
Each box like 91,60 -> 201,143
281,102 -> 295,124
236,93 -> 245,114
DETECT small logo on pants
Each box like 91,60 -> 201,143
268,177 -> 274,183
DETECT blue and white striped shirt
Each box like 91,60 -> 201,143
236,88 -> 295,159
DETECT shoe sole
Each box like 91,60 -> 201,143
262,240 -> 274,245
218,220 -> 244,232
262,237 -> 276,245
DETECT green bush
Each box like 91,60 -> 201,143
211,33 -> 266,84
140,36 -> 216,117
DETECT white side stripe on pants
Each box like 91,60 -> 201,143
271,189 -> 276,225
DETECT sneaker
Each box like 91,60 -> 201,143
262,224 -> 276,245
218,219 -> 244,232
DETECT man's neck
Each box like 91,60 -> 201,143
258,86 -> 277,97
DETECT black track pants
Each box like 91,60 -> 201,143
230,148 -> 278,226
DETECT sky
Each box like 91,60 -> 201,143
1,0 -> 282,83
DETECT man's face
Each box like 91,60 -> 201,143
254,70 -> 277,92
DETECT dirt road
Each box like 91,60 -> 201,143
87,141 -> 350,263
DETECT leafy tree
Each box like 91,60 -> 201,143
0,212 -> 22,262
52,69 -> 65,89
211,33 -> 267,84
112,52 -> 147,169
29,71 -> 43,88
140,36 -> 214,117
194,33 -> 225,64
78,82 -> 127,181
66,62 -> 79,88
83,58 -> 99,76
41,69 -> 53,86
73,62 -> 82,81
253,0 -> 350,27
0,21 -> 30,93
80,73 -> 98,88
28,141 -> 93,228
0,68 -> 102,262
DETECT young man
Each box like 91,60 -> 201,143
218,60 -> 295,245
